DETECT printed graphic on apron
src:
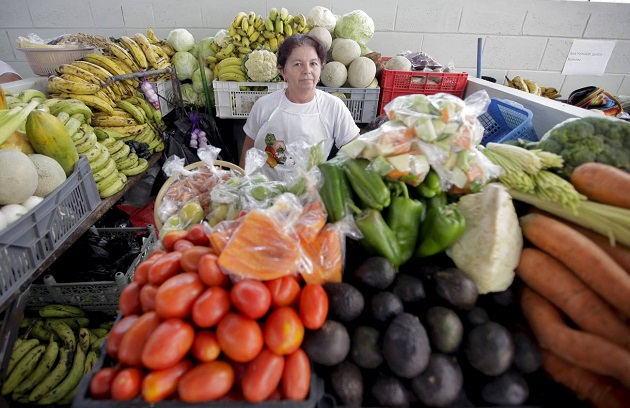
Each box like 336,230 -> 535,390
264,133 -> 287,168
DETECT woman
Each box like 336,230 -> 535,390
239,34 -> 359,179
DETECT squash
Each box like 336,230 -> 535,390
0,150 -> 39,205
29,153 -> 67,197
348,57 -> 376,88
25,110 -> 79,176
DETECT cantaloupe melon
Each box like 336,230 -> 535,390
0,150 -> 39,205
29,153 -> 67,197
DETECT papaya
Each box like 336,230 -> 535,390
25,111 -> 79,176
0,130 -> 35,154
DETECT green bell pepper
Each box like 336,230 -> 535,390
343,158 -> 391,211
386,182 -> 425,265
348,201 -> 401,267
417,169 -> 442,198
318,160 -> 353,223
415,197 -> 466,257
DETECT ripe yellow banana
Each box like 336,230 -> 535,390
56,64 -> 103,86
47,76 -> 100,95
219,72 -> 248,82
524,79 -> 542,96
92,115 -> 138,127
218,65 -> 246,78
83,53 -> 126,77
217,57 -> 243,70
279,7 -> 288,20
157,41 -> 176,57
134,33 -> 159,69
265,17 -> 275,32
100,123 -> 148,137
146,27 -> 159,44
269,8 -> 277,21
119,36 -> 148,70
71,60 -> 112,82
233,11 -> 248,27
105,42 -> 141,72
269,38 -> 278,52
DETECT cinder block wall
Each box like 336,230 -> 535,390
1,0 -> 629,95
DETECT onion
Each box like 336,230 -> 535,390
0,211 -> 7,232
1,204 -> 28,225
21,195 -> 43,211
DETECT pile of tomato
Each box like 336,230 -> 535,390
89,225 -> 329,403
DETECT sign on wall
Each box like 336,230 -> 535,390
561,39 -> 616,76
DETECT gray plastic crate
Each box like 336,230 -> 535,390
317,86 -> 380,123
26,226 -> 157,311
0,156 -> 100,311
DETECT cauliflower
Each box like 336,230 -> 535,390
214,29 -> 232,48
306,6 -> 336,33
244,50 -> 279,82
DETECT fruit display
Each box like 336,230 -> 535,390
85,224 -> 328,403
2,304 -> 114,405
505,75 -> 561,99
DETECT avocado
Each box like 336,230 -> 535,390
481,370 -> 529,406
371,374 -> 411,408
491,287 -> 515,306
465,306 -> 489,327
303,320 -> 350,366
331,360 -> 363,407
465,321 -> 514,376
350,326 -> 383,369
354,256 -> 396,289
425,306 -> 463,354
391,273 -> 426,303
370,291 -> 404,322
433,268 -> 478,310
411,353 -> 463,407
324,282 -> 365,322
513,332 -> 542,374
383,313 -> 431,378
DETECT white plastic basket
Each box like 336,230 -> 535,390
213,79 -> 288,118
19,46 -> 95,76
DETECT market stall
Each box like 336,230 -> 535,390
1,5 -> 629,408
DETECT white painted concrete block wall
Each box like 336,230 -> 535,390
1,0 -> 629,96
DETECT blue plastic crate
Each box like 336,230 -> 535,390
478,98 -> 537,145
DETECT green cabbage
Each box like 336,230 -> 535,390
166,28 -> 195,52
334,10 -> 374,47
172,51 -> 199,81
197,37 -> 216,60
192,67 -> 214,93
180,83 -> 205,107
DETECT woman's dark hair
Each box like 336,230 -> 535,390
276,34 -> 327,69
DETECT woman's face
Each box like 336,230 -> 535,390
280,45 -> 321,94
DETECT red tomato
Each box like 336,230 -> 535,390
148,251 -> 183,285
216,312 -> 263,363
230,279 -> 271,320
118,282 -> 141,316
265,276 -> 301,308
133,257 -> 157,285
227,359 -> 248,391
177,361 -> 234,402
180,246 -> 214,273
299,283 -> 328,330
139,284 -> 158,313
142,318 -> 195,370
186,224 -> 210,246
241,348 -> 285,403
154,272 -> 205,319
107,315 -> 139,360
89,367 -> 119,400
111,367 -> 143,401
147,248 -> 166,260
264,307 -> 304,356
268,388 -> 283,401
191,331 -> 220,363
282,349 -> 311,400
173,239 -> 194,252
142,359 -> 192,403
198,253 -> 229,287
192,286 -> 231,328
161,230 -> 189,251
117,311 -> 161,367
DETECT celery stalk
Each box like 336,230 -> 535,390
0,99 -> 39,145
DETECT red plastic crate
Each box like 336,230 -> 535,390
378,87 -> 466,116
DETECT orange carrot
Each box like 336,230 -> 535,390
520,287 -> 630,389
541,349 -> 630,408
520,212 -> 630,317
516,247 -> 630,349
571,163 -> 630,210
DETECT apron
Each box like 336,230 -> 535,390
253,90 -> 329,181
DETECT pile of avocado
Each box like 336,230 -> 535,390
302,252 -> 549,408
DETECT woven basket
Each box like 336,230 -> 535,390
154,160 -> 244,230
19,46 -> 95,76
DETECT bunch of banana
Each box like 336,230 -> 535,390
505,75 -> 561,99
215,56 -> 247,82
104,32 -> 172,82
261,7 -> 309,52
94,128 -> 150,177
2,304 -> 113,405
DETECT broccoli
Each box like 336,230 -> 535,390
533,117 -> 630,179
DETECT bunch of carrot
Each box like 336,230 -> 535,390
516,163 -> 630,408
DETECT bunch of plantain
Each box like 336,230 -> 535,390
1,304 -> 113,405
505,75 -> 561,99
208,8 -> 309,75
104,30 -> 173,82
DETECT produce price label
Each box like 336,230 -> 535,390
561,39 -> 615,77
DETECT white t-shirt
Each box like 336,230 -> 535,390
244,89 -> 359,151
